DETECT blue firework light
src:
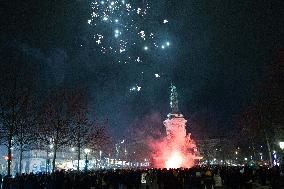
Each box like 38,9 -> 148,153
88,0 -> 171,64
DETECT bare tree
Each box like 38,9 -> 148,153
239,50 -> 284,165
87,120 -> 111,152
40,88 -> 72,172
0,80 -> 20,175
13,92 -> 38,173
0,47 -> 39,175
68,89 -> 89,171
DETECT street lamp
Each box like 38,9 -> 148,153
84,148 -> 91,172
279,142 -> 284,150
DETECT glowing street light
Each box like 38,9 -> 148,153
84,148 -> 91,154
279,142 -> 284,150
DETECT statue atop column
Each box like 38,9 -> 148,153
150,84 -> 199,168
170,84 -> 179,114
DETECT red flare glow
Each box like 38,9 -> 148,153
150,114 -> 199,168
165,151 -> 183,168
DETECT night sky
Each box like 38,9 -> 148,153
1,0 -> 284,139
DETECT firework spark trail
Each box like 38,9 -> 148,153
88,0 -> 172,92
88,0 -> 171,64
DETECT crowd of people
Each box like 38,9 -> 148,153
0,165 -> 283,189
